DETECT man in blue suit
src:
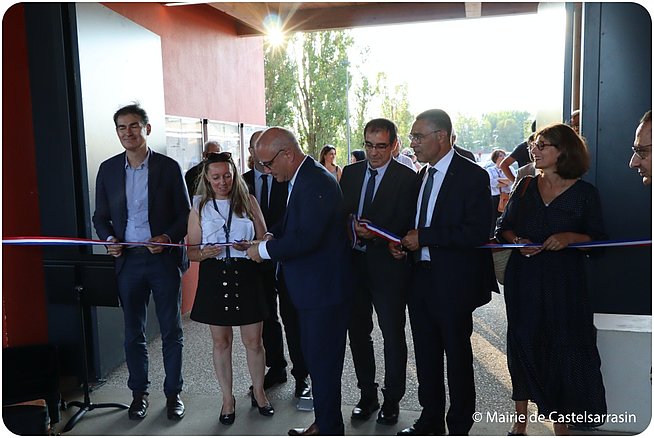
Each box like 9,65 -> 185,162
92,104 -> 190,421
391,109 -> 497,436
247,127 -> 352,436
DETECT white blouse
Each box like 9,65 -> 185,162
193,196 -> 255,259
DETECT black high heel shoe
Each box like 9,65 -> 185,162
250,391 -> 274,416
219,396 -> 235,425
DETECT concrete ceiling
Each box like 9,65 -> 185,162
205,2 -> 540,36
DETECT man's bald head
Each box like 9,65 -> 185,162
257,127 -> 302,154
255,127 -> 305,182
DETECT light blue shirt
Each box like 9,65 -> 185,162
124,150 -> 151,244
416,148 -> 455,261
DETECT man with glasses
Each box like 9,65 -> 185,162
629,110 -> 652,186
339,118 -> 418,426
247,127 -> 352,436
93,103 -> 190,421
390,109 -> 497,436
242,131 -> 310,400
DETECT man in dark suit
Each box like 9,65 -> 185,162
247,127 -> 352,436
92,104 -> 190,422
390,109 -> 497,436
451,131 -> 476,162
242,131 -> 310,398
339,118 -> 417,426
185,140 -> 220,200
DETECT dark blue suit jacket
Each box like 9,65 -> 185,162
92,150 -> 190,273
415,152 -> 498,311
266,157 -> 351,310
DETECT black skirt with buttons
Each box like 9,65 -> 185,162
190,257 -> 268,326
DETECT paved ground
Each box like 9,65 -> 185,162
53,286 -> 633,435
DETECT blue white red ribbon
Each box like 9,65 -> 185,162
348,218 -> 650,249
2,236 -> 234,247
355,217 -> 402,244
483,239 -> 651,249
2,235 -> 650,250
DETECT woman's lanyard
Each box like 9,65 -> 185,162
212,198 -> 233,263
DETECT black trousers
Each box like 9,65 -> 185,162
273,267 -> 308,381
407,263 -> 476,435
348,251 -> 407,402
260,261 -> 287,370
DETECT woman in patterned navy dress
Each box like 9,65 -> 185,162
496,124 -> 607,436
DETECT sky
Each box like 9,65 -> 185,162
348,3 -> 568,119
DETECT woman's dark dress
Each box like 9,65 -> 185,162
496,176 -> 607,425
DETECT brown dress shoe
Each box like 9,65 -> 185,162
288,422 -> 320,436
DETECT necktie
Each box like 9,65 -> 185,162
418,167 -> 437,228
260,174 -> 269,218
361,168 -> 378,217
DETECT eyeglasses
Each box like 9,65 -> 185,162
363,141 -> 390,151
408,130 -> 443,144
530,141 -> 557,151
258,149 -> 285,169
632,144 -> 652,160
206,151 -> 233,162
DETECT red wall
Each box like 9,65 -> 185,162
2,4 -> 49,347
103,2 -> 265,124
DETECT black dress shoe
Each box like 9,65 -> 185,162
288,423 -> 320,436
264,368 -> 288,390
219,395 -> 235,425
397,422 -> 446,435
294,377 -> 311,398
166,394 -> 185,420
128,393 -> 148,420
351,397 -> 380,420
377,401 -> 399,425
251,391 -> 274,416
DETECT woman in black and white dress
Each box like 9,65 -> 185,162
187,152 -> 273,425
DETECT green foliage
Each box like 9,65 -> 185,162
378,77 -> 414,148
264,31 -> 354,164
453,110 -> 533,154
351,73 -> 377,152
296,31 -> 352,159
264,45 -> 298,129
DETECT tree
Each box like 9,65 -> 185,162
264,44 -> 298,128
351,74 -> 377,152
295,31 -> 353,159
378,79 -> 414,148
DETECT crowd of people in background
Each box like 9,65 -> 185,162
93,102 -> 650,436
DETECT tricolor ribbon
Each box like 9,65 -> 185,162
3,235 -> 651,250
483,239 -> 651,249
355,217 -> 402,244
347,219 -> 650,249
2,236 -> 235,247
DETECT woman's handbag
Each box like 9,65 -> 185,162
492,243 -> 511,285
